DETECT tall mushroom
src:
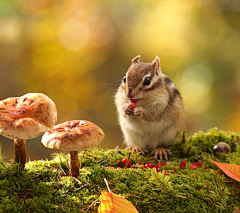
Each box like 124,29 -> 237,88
0,93 -> 57,169
41,120 -> 105,177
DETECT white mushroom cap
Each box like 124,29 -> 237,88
41,120 -> 105,151
0,93 -> 57,139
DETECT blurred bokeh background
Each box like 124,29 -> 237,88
1,0 -> 240,162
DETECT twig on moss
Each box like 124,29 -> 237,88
28,207 -> 31,213
32,171 -> 41,179
57,163 -> 66,175
203,198 -> 234,208
104,178 -> 111,192
135,184 -> 149,207
206,184 -> 209,195
59,203 -> 65,213
80,149 -> 87,170
27,170 -> 36,175
32,177 -> 48,190
50,177 -> 60,190
125,152 -> 131,169
84,198 -> 99,212
72,176 -> 82,184
216,177 -> 219,188
107,180 -> 121,183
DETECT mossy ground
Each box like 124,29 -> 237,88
0,128 -> 240,213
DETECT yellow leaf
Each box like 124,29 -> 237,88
97,191 -> 139,213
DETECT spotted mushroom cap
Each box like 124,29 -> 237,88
0,93 -> 57,139
41,120 -> 105,151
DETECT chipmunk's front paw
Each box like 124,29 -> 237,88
122,104 -> 134,115
133,107 -> 143,117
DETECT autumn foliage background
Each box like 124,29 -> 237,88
1,0 -> 240,161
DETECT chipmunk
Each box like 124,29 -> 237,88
115,55 -> 185,160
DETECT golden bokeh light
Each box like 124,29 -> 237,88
180,63 -> 213,114
0,0 -> 240,161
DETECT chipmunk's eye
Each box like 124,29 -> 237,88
123,76 -> 126,84
143,77 -> 151,86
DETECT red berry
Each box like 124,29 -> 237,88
190,164 -> 198,169
122,158 -> 127,165
180,161 -> 186,169
144,163 -> 153,169
190,162 -> 202,169
139,163 -> 143,166
161,162 -> 167,167
116,160 -> 120,163
147,163 -> 153,168
130,102 -> 137,109
122,158 -> 131,167
195,162 -> 202,167
154,166 -> 161,173
110,167 -> 115,169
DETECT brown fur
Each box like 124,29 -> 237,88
115,56 -> 185,153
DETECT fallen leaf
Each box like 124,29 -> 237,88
98,178 -> 139,213
97,191 -> 138,213
209,159 -> 240,181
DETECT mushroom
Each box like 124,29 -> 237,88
0,93 -> 57,169
41,120 -> 105,177
213,142 -> 231,155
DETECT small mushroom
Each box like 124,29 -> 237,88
41,120 -> 105,177
213,142 -> 231,155
0,93 -> 57,169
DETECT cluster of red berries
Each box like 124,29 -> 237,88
107,159 -> 205,174
107,158 -> 168,174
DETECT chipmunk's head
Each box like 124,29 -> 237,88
121,55 -> 164,102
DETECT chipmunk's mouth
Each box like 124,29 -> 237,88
130,99 -> 138,103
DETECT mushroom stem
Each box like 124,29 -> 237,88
69,151 -> 79,177
14,139 -> 26,169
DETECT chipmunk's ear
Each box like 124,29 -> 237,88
152,56 -> 161,76
132,55 -> 140,65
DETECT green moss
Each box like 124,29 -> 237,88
0,128 -> 240,212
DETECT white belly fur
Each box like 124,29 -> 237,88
119,115 -> 178,150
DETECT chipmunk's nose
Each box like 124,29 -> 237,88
127,88 -> 134,98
